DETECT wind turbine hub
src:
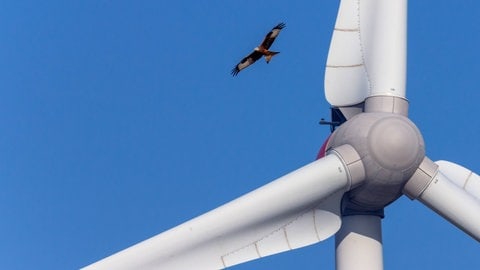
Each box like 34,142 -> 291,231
368,116 -> 422,170
327,112 -> 425,212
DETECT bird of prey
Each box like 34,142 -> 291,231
231,23 -> 285,76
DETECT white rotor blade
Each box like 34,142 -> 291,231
325,0 -> 407,107
82,154 -> 351,270
406,159 -> 480,241
435,160 -> 480,200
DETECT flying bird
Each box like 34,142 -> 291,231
231,22 -> 286,76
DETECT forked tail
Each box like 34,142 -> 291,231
265,51 -> 280,63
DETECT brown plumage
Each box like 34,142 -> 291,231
231,23 -> 285,76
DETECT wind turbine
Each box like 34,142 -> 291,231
82,0 -> 479,269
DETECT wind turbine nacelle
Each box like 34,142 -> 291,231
325,112 -> 425,212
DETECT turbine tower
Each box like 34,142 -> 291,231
83,0 -> 479,269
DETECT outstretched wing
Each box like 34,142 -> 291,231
231,50 -> 263,76
260,22 -> 285,50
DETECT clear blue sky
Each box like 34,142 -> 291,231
1,1 -> 479,269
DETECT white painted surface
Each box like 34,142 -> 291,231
82,154 -> 350,270
418,169 -> 480,241
335,215 -> 383,270
325,0 -> 407,106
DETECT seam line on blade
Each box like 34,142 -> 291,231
220,255 -> 227,268
313,209 -> 321,241
463,171 -> 473,190
220,208 -> 313,265
327,63 -> 364,68
356,0 -> 372,96
334,27 -> 359,32
283,227 -> 292,250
